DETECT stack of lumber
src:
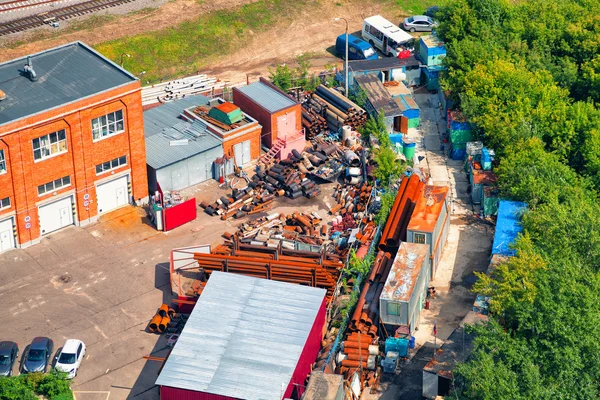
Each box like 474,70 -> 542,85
312,85 -> 367,132
141,74 -> 233,106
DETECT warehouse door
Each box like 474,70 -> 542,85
277,112 -> 296,140
0,217 -> 15,253
38,196 -> 74,235
96,175 -> 129,214
188,154 -> 207,186
234,141 -> 251,166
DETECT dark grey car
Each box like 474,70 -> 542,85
0,341 -> 19,376
22,337 -> 53,374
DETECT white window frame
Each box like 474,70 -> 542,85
0,150 -> 6,174
0,196 -> 10,210
414,232 -> 427,244
96,156 -> 127,175
92,110 -> 125,142
32,130 -> 67,162
38,176 -> 71,197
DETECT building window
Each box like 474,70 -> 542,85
38,176 -> 71,196
92,110 -> 124,141
33,130 -> 67,161
0,150 -> 5,174
414,232 -> 426,244
387,302 -> 400,316
96,156 -> 127,175
0,197 -> 9,210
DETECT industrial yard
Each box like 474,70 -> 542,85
2,0 -> 576,398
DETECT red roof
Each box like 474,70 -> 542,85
214,102 -> 239,113
407,185 -> 449,233
473,170 -> 497,185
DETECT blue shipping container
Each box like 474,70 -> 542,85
491,201 -> 528,256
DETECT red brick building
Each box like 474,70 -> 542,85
233,78 -> 305,160
0,42 -> 148,252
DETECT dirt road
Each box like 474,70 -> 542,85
0,0 -> 408,83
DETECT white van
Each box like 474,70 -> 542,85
362,15 -> 415,57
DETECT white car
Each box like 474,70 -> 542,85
54,339 -> 86,379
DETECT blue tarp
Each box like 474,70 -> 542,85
492,201 -> 528,256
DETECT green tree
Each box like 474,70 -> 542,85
268,64 -> 293,91
0,377 -> 37,400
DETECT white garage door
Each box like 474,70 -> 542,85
0,217 -> 15,253
39,196 -> 74,235
233,140 -> 251,166
96,175 -> 129,214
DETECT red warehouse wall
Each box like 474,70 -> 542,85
284,295 -> 327,399
160,386 -> 240,400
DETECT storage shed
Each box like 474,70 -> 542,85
470,169 -> 497,205
379,242 -> 430,334
422,311 -> 487,399
144,96 -> 225,192
156,272 -> 327,400
492,200 -> 528,256
419,34 -> 446,67
233,77 -> 305,158
407,185 -> 450,279
354,73 -> 404,133
447,111 -> 474,160
347,56 -> 421,87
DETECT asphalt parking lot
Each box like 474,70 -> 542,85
0,179 -> 336,400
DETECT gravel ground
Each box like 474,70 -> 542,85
0,0 -> 169,32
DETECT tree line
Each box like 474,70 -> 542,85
435,0 -> 600,398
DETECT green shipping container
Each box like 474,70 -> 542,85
450,129 -> 474,144
408,118 -> 420,129
483,187 -> 499,216
451,141 -> 467,151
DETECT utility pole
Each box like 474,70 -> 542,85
334,17 -> 349,97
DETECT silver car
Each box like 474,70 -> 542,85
402,15 -> 437,32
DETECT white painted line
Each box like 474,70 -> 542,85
73,391 -> 110,400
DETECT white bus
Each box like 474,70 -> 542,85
362,15 -> 415,57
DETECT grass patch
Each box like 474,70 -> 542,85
393,0 -> 447,15
95,0 -> 317,82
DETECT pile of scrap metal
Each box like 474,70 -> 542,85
201,186 -> 276,220
189,247 -> 343,302
303,85 -> 368,133
255,157 -> 322,199
336,174 -> 425,391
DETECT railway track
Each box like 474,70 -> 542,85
0,0 -> 135,36
0,0 -> 63,14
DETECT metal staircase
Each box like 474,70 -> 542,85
260,137 -> 286,165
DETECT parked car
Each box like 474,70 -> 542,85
424,6 -> 439,18
22,337 -> 53,374
335,34 -> 379,61
0,341 -> 19,376
402,15 -> 438,32
54,339 -> 85,379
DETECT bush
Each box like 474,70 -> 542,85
20,372 -> 44,393
49,392 -> 74,400
38,371 -> 71,399
0,377 -> 37,400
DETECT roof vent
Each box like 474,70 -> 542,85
0,89 -> 5,101
24,56 -> 38,82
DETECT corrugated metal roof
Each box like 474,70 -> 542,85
236,81 -> 296,113
407,185 -> 449,233
348,56 -> 420,72
155,272 -> 326,400
144,96 -> 223,169
0,42 -> 136,126
355,73 -> 403,117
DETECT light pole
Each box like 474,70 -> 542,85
120,53 -> 131,68
334,17 -> 349,97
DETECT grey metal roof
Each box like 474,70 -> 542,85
355,73 -> 403,117
236,81 -> 297,113
144,95 -> 223,169
0,42 -> 137,127
348,56 -> 420,72
155,272 -> 326,400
